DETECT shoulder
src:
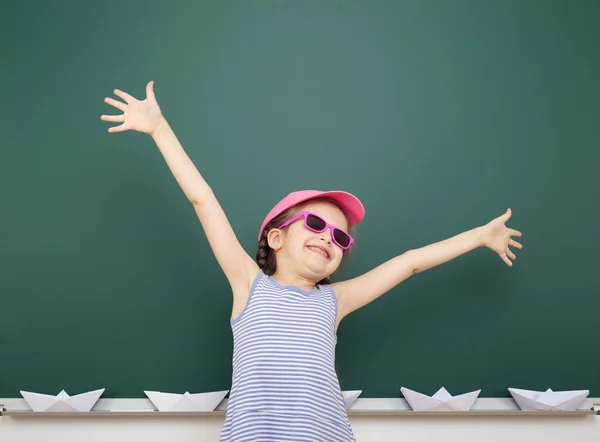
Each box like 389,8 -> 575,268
318,282 -> 341,306
232,268 -> 264,301
230,269 -> 265,324
328,281 -> 344,301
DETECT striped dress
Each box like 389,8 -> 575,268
220,270 -> 356,442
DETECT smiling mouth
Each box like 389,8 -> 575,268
306,245 -> 330,259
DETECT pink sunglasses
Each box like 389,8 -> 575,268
278,211 -> 354,251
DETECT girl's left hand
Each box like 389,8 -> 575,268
481,208 -> 523,266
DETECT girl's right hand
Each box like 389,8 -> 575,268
101,81 -> 165,135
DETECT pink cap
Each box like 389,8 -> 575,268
258,190 -> 365,240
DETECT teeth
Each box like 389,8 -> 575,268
308,246 -> 328,258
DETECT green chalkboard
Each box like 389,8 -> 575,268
1,0 -> 598,399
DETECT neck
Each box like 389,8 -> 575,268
271,269 -> 317,292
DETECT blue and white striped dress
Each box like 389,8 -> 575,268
220,270 -> 356,441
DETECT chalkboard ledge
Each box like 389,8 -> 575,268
2,409 -> 598,417
1,398 -> 599,417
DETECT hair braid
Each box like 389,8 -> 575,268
255,221 -> 277,275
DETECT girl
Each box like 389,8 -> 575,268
101,81 -> 523,441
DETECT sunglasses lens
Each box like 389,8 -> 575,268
306,214 -> 327,231
333,229 -> 351,248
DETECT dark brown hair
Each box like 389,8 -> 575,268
255,198 -> 356,285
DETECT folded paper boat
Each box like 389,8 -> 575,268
144,390 -> 229,411
342,390 -> 362,409
508,388 -> 589,411
401,387 -> 481,411
20,389 -> 105,412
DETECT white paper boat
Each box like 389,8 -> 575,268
401,387 -> 480,411
342,390 -> 362,409
144,390 -> 229,411
508,388 -> 589,411
20,389 -> 105,412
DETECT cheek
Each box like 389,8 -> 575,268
284,229 -> 311,252
332,253 -> 344,266
290,226 -> 313,244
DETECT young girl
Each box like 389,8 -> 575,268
101,81 -> 523,441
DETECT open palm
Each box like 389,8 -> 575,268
101,81 -> 164,135
482,208 -> 523,267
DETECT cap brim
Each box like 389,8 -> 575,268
306,190 -> 365,226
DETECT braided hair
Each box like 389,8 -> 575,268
255,198 -> 355,285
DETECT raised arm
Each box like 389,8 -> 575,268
101,81 -> 258,295
332,209 -> 523,321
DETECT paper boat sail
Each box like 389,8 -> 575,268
401,387 -> 480,411
20,389 -> 105,412
144,390 -> 229,411
508,388 -> 589,411
342,390 -> 362,409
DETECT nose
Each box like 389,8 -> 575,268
319,228 -> 332,244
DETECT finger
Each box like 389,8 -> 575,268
100,114 -> 124,123
502,208 -> 512,221
107,123 -> 129,133
146,80 -> 155,99
501,253 -> 513,266
509,239 -> 522,249
506,248 -> 517,260
113,89 -> 136,104
104,97 -> 127,112
509,229 -> 522,237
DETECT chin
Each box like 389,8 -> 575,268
302,248 -> 340,274
302,261 -> 329,278
306,263 -> 339,281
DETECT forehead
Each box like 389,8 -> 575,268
301,201 -> 349,230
